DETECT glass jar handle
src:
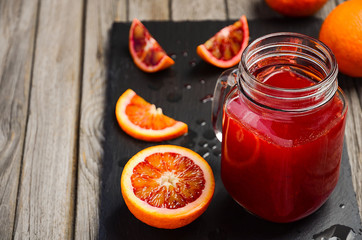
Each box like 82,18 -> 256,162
211,68 -> 239,142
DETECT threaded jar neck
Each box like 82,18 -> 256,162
238,32 -> 338,112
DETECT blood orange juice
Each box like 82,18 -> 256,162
221,70 -> 347,222
212,33 -> 348,223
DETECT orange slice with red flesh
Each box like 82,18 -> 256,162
197,16 -> 249,68
129,18 -> 175,73
121,145 -> 215,229
115,89 -> 188,142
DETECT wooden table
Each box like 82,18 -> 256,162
1,0 -> 361,239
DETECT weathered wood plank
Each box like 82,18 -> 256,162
0,0 -> 38,239
227,0 -> 279,19
13,0 -> 84,239
315,0 -> 344,19
341,78 -> 362,220
129,0 -> 169,21
75,1 -> 126,240
172,0 -> 226,21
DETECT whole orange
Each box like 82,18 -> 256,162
319,0 -> 362,77
265,0 -> 329,17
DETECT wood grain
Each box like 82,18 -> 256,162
75,1 -> 126,240
12,0 -> 83,239
227,0 -> 280,19
172,0 -> 226,21
340,78 -> 362,219
1,0 -> 358,239
0,0 -> 38,239
129,0 -> 169,21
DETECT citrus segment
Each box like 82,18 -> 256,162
115,89 -> 188,142
121,145 -> 215,229
196,16 -> 249,68
265,0 -> 328,17
319,0 -> 362,77
129,18 -> 174,73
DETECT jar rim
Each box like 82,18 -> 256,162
239,32 -> 338,94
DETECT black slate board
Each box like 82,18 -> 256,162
100,19 -> 362,240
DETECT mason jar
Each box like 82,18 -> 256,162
212,32 -> 348,222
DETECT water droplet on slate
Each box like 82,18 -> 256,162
189,60 -> 196,67
198,140 -> 208,148
198,148 -> 210,159
200,79 -> 206,84
200,94 -> 213,103
169,53 -> 176,59
196,119 -> 206,126
213,148 -> 221,157
184,84 -> 192,89
182,51 -> 188,57
339,204 -> 345,209
209,143 -> 217,150
180,129 -> 197,148
147,81 -> 163,91
203,129 -> 216,140
167,89 -> 182,102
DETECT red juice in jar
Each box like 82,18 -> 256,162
212,33 -> 348,223
221,69 -> 346,222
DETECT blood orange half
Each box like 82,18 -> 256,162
121,145 -> 215,229
197,16 -> 249,68
115,89 -> 188,142
129,18 -> 175,73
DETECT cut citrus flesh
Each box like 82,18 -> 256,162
129,18 -> 174,73
121,145 -> 215,229
265,0 -> 328,17
115,89 -> 187,142
196,16 -> 249,68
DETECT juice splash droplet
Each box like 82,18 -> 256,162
312,225 -> 356,240
200,94 -> 213,103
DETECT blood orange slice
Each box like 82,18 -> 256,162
197,16 -> 249,68
121,145 -> 215,229
129,18 -> 175,73
115,89 -> 187,142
